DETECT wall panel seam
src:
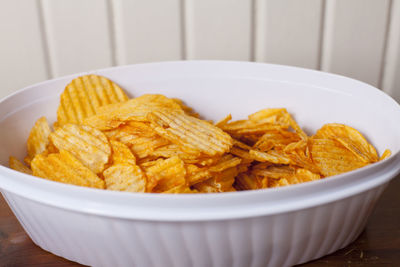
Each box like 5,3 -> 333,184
180,0 -> 187,60
106,0 -> 117,66
378,0 -> 394,90
317,0 -> 327,71
36,0 -> 53,79
250,0 -> 256,62
320,0 -> 334,72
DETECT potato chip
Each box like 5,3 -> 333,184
254,129 -> 301,152
83,94 -> 183,130
208,154 -> 241,172
9,156 -> 32,175
162,184 -> 198,194
193,166 -> 237,193
49,124 -> 111,173
379,149 -> 391,161
172,98 -> 200,118
314,123 -> 378,163
31,150 -> 104,189
103,163 -> 146,192
109,140 -> 136,165
234,173 -> 260,190
145,156 -> 186,192
185,164 -> 212,185
310,138 -> 367,177
57,75 -> 129,125
215,114 -> 232,128
148,109 -> 233,156
26,117 -> 51,164
283,140 -> 320,173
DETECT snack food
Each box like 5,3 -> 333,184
9,75 -> 391,193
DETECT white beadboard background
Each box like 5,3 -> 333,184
1,0 -> 399,103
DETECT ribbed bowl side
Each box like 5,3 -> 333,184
1,183 -> 388,267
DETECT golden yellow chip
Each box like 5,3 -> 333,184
208,154 -> 241,172
310,138 -> 367,177
215,114 -> 232,128
283,140 -> 320,173
162,184 -> 198,194
109,140 -> 136,165
83,94 -> 184,130
26,117 -> 51,164
254,129 -> 301,152
9,156 -> 32,175
314,123 -> 378,163
31,150 -> 104,189
49,124 -> 111,173
57,75 -> 129,125
379,149 -> 391,160
172,98 -> 200,118
145,156 -> 187,192
103,163 -> 146,192
148,109 -> 233,156
185,164 -> 212,185
193,166 -> 237,193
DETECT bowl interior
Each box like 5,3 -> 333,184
1,61 -> 400,166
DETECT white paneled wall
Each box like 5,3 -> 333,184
255,0 -> 324,69
1,0 -> 399,102
320,0 -> 390,87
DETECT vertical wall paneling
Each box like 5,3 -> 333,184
41,0 -> 113,77
382,0 -> 400,102
112,0 -> 183,65
185,0 -> 252,60
0,0 -> 49,98
255,0 -> 324,69
320,0 -> 390,87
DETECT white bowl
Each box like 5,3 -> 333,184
1,61 -> 400,267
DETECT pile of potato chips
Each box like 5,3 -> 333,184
9,75 -> 391,193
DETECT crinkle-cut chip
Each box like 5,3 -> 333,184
49,124 -> 111,173
172,98 -> 199,118
193,167 -> 237,193
103,163 -> 146,192
310,138 -> 368,177
31,150 -> 104,189
57,75 -> 129,125
26,117 -> 51,163
105,121 -> 157,140
283,140 -> 320,174
9,156 -> 32,175
215,114 -> 232,128
104,122 -> 169,159
148,109 -> 233,156
234,173 -> 262,190
185,164 -> 212,185
109,140 -> 136,165
248,108 -> 289,124
294,168 -> 321,183
252,164 -> 294,180
269,169 -> 320,188
254,129 -> 301,152
314,123 -> 378,163
162,184 -> 199,194
231,139 -> 290,164
83,94 -> 184,130
379,149 -> 391,161
249,149 -> 291,164
145,156 -> 186,192
150,144 -> 201,162
208,154 -> 241,172
128,136 -> 170,159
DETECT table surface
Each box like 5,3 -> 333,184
1,176 -> 399,266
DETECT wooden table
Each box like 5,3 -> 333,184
1,176 -> 399,266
